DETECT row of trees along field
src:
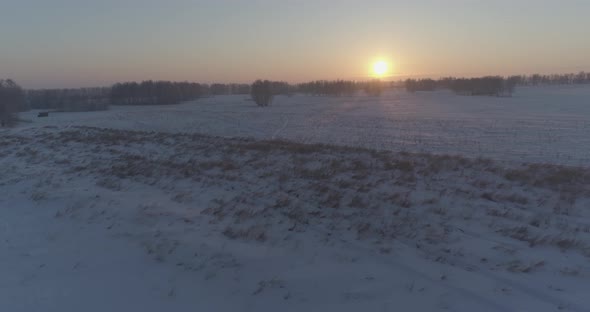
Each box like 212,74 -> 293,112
405,72 -> 590,96
405,76 -> 519,96
27,88 -> 110,111
515,72 -> 590,85
26,82 -> 254,111
110,81 -> 279,105
251,79 -> 387,106
3,71 -> 589,119
0,79 -> 26,126
209,83 -> 251,95
110,81 -> 204,105
296,80 -> 386,96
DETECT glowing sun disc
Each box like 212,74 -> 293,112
373,61 -> 388,76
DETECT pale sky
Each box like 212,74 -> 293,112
1,0 -> 589,88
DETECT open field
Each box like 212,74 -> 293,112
3,87 -> 590,311
17,85 -> 590,166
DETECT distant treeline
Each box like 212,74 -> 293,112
110,81 -> 294,105
25,82 -> 256,110
298,80 -> 358,96
297,80 -> 385,96
110,81 -> 205,105
404,71 -> 590,96
406,77 -> 518,96
515,72 -> 590,85
209,83 -> 248,95
404,79 -> 437,92
6,71 -> 590,115
28,87 -> 110,111
0,79 -> 26,126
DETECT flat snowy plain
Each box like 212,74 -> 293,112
2,86 -> 590,311
17,85 -> 590,166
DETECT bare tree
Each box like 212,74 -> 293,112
0,79 -> 25,127
251,80 -> 273,107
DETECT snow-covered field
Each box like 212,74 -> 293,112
17,85 -> 590,166
2,87 -> 590,311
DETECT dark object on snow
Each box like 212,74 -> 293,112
38,112 -> 49,117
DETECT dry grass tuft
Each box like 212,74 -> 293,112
223,225 -> 268,242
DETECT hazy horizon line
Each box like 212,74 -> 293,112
14,68 -> 590,90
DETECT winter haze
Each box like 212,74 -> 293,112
1,1 -> 590,312
1,0 -> 590,88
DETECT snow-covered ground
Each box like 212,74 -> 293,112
17,85 -> 590,166
2,87 -> 590,311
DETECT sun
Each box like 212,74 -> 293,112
372,61 -> 388,77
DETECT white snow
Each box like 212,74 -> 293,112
2,86 -> 590,311
16,85 -> 590,166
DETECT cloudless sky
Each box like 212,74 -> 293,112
1,0 -> 589,88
